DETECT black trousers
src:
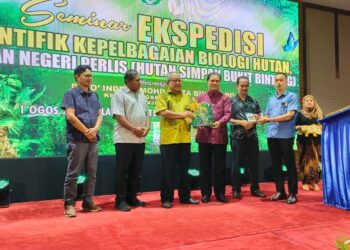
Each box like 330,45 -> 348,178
231,137 -> 260,193
114,143 -> 145,200
267,138 -> 298,195
160,143 -> 191,202
198,143 -> 227,196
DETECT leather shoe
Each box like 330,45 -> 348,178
287,194 -> 297,204
233,191 -> 241,199
162,201 -> 172,209
251,190 -> 266,198
126,197 -> 146,207
201,194 -> 211,203
115,200 -> 131,212
270,192 -> 287,201
216,194 -> 228,203
180,198 -> 199,205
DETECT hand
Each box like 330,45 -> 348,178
253,114 -> 260,120
212,121 -> 220,128
141,127 -> 150,137
295,125 -> 303,133
257,117 -> 269,124
85,127 -> 98,137
86,135 -> 97,143
243,122 -> 254,130
240,120 -> 249,127
133,127 -> 145,137
182,111 -> 194,118
84,129 -> 97,142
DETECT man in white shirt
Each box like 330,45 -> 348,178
111,70 -> 150,211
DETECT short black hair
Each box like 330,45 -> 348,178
276,72 -> 288,79
74,65 -> 91,78
124,69 -> 139,84
207,72 -> 221,81
236,76 -> 249,86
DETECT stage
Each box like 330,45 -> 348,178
1,182 -> 349,249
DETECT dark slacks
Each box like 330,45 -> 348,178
198,143 -> 227,197
160,143 -> 191,202
267,138 -> 298,195
231,137 -> 260,193
64,141 -> 98,206
114,143 -> 145,200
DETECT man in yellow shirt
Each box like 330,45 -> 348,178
155,72 -> 199,208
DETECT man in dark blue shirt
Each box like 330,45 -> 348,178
61,65 -> 103,217
230,76 -> 266,199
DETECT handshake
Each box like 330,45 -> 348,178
230,114 -> 269,130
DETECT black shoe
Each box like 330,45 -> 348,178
233,191 -> 241,199
287,194 -> 297,204
180,198 -> 200,205
201,194 -> 211,203
251,190 -> 266,198
126,197 -> 146,207
216,194 -> 228,203
162,201 -> 172,209
270,192 -> 287,201
115,200 -> 131,212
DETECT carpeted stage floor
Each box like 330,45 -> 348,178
1,182 -> 349,250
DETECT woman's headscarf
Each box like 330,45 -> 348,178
301,95 -> 323,119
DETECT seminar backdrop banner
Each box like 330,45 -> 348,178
0,0 -> 299,158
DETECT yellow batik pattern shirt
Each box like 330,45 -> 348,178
155,88 -> 193,145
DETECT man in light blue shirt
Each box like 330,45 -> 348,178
259,73 -> 298,204
111,70 -> 150,211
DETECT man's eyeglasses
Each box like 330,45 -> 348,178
170,79 -> 182,83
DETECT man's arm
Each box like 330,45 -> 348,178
155,93 -> 193,119
258,110 -> 296,124
86,109 -> 103,137
157,110 -> 193,119
114,115 -> 144,137
259,94 -> 298,124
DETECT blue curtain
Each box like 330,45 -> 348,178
320,108 -> 350,210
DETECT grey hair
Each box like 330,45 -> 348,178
166,72 -> 181,83
124,69 -> 139,84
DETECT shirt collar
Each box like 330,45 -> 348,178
123,86 -> 138,94
78,86 -> 92,95
208,90 -> 221,97
167,87 -> 182,95
234,94 -> 251,101
275,91 -> 288,98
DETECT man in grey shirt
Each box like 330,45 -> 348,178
111,70 -> 150,211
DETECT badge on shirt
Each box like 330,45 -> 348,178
281,102 -> 288,106
245,112 -> 256,122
